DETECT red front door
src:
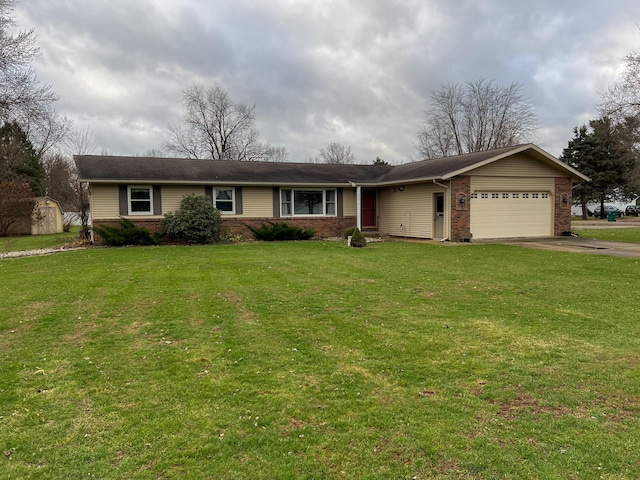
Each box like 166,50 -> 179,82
362,190 -> 376,227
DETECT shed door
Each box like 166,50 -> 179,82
470,192 -> 552,239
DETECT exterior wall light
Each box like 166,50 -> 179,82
459,196 -> 466,205
562,194 -> 568,204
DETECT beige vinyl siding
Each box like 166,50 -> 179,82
90,184 -> 120,220
162,186 -> 206,213
236,187 -> 273,217
471,176 -> 555,191
471,155 -> 562,177
378,182 -> 447,239
342,188 -> 357,216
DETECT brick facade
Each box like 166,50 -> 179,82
449,176 -> 471,242
554,177 -> 572,236
92,216 -> 357,244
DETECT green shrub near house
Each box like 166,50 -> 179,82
246,221 -> 315,241
349,227 -> 367,247
164,194 -> 222,244
93,218 -> 157,246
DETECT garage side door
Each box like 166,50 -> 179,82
470,192 -> 552,239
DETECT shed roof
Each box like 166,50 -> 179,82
75,144 -> 590,186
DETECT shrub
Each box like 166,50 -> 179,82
343,227 -> 357,239
246,222 -> 315,241
164,194 -> 222,244
93,218 -> 157,246
349,227 -> 367,248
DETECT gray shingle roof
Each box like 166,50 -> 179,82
75,155 -> 392,185
75,144 -> 589,185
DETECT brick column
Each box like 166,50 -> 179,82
450,176 -> 471,242
554,177 -> 572,236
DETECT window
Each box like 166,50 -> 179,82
491,193 -> 499,199
481,193 -> 488,199
542,193 -> 549,199
502,193 -> 509,199
128,186 -> 153,215
471,193 -> 478,199
513,193 -> 519,199
214,188 -> 235,213
280,189 -> 337,216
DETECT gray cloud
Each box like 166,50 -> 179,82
14,0 -> 640,161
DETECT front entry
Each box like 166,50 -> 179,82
433,192 -> 444,239
362,189 -> 377,228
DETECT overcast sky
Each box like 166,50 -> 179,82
13,0 -> 640,162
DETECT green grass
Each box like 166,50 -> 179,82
575,227 -> 640,243
1,227 -> 80,252
1,241 -> 639,479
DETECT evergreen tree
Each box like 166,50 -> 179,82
560,117 -> 638,218
0,121 -> 43,196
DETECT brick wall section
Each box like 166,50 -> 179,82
450,176 -> 471,242
223,216 -> 357,239
554,177 -> 572,236
92,216 -> 357,244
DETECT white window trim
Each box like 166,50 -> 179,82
127,186 -> 153,215
213,187 -> 235,214
280,188 -> 337,217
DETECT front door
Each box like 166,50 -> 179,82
362,190 -> 376,228
433,193 -> 444,239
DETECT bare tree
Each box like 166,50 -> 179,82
2,0 -> 69,163
598,50 -> 640,122
317,142 -> 356,164
165,82 -> 286,161
415,78 -> 537,159
65,126 -> 97,156
65,126 -> 96,238
41,152 -> 77,210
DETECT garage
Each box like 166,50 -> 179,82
470,191 -> 553,239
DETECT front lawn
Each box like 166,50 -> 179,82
575,227 -> 640,243
1,227 -> 81,252
1,241 -> 639,479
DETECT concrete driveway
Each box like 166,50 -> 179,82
477,236 -> 640,258
476,217 -> 640,258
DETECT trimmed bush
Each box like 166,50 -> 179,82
343,227 -> 358,239
164,194 -> 222,244
246,222 -> 315,241
94,218 -> 157,246
349,227 -> 367,248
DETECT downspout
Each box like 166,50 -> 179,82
352,182 -> 362,230
432,179 -> 450,241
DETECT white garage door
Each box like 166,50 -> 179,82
470,192 -> 552,239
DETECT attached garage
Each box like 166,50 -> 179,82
470,191 -> 552,239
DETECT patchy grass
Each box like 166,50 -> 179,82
575,227 -> 640,243
1,227 -> 81,252
1,241 -> 639,479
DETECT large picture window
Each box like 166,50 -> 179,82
128,186 -> 153,215
280,189 -> 336,216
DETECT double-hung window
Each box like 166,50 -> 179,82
128,186 -> 153,215
214,188 -> 235,213
280,188 -> 336,216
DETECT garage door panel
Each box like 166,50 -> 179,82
470,193 -> 552,239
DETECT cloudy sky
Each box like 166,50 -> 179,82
13,0 -> 640,162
